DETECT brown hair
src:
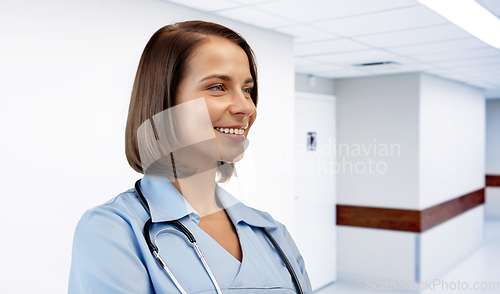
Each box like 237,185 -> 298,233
125,20 -> 258,182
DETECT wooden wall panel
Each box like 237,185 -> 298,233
337,188 -> 485,233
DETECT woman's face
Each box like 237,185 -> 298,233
173,36 -> 256,164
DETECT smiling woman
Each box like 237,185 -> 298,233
68,20 -> 312,294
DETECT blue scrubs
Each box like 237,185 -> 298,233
68,175 -> 313,293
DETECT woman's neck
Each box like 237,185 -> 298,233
167,165 -> 222,217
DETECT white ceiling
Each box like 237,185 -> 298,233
165,0 -> 500,98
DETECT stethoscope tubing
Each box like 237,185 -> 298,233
260,226 -> 303,294
134,179 -> 303,294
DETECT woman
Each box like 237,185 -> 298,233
69,20 -> 312,294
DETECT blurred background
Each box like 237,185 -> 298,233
1,0 -> 499,293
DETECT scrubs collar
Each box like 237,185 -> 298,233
139,174 -> 201,224
215,184 -> 278,230
138,174 -> 278,229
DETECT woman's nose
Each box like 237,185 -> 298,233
229,90 -> 255,117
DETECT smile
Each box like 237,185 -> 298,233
214,127 -> 245,135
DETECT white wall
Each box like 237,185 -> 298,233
420,205 -> 484,281
0,1 -> 295,293
485,99 -> 500,219
295,73 -> 335,96
419,74 -> 485,209
485,187 -> 500,219
335,73 -> 421,283
337,205 -> 485,284
418,74 -> 485,281
335,73 -> 485,211
335,73 -> 486,284
337,226 -> 418,282
335,73 -> 420,209
486,99 -> 500,175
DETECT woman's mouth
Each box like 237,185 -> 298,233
214,127 -> 245,135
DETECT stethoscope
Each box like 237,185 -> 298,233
134,180 -> 303,294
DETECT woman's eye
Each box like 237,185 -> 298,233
209,85 -> 224,91
242,88 -> 252,94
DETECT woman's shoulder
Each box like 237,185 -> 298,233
70,187 -> 149,268
73,188 -> 147,239
69,188 -> 153,293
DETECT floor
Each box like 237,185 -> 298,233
315,220 -> 500,294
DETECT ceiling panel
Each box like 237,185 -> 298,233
425,68 -> 500,90
412,47 -> 500,62
480,79 -> 500,87
457,64 -> 500,74
352,24 -> 472,48
274,24 -> 339,43
310,5 -> 447,37
166,0 -> 242,11
294,57 -> 322,67
308,49 -> 417,65
232,0 -> 274,4
434,56 -> 500,68
254,0 -> 418,23
471,76 -> 500,85
469,77 -> 500,86
294,38 -> 370,56
472,80 -> 497,88
387,38 -> 489,56
440,72 -> 472,81
472,71 -> 500,78
424,72 -> 457,81
476,0 -> 500,19
295,63 -> 344,73
470,71 -> 500,78
359,63 -> 436,74
425,68 -> 455,76
216,6 -> 295,28
314,68 -> 371,79
463,80 -> 495,89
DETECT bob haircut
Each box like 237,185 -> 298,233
125,20 -> 258,183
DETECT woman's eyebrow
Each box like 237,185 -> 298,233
245,78 -> 255,84
199,74 -> 254,84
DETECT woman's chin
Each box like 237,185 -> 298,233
221,151 -> 244,163
218,142 -> 246,163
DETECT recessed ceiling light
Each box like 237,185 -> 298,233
353,61 -> 399,67
351,61 -> 401,72
417,0 -> 500,49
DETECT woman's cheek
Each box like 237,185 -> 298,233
207,104 -> 227,123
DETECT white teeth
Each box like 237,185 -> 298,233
214,127 -> 245,135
